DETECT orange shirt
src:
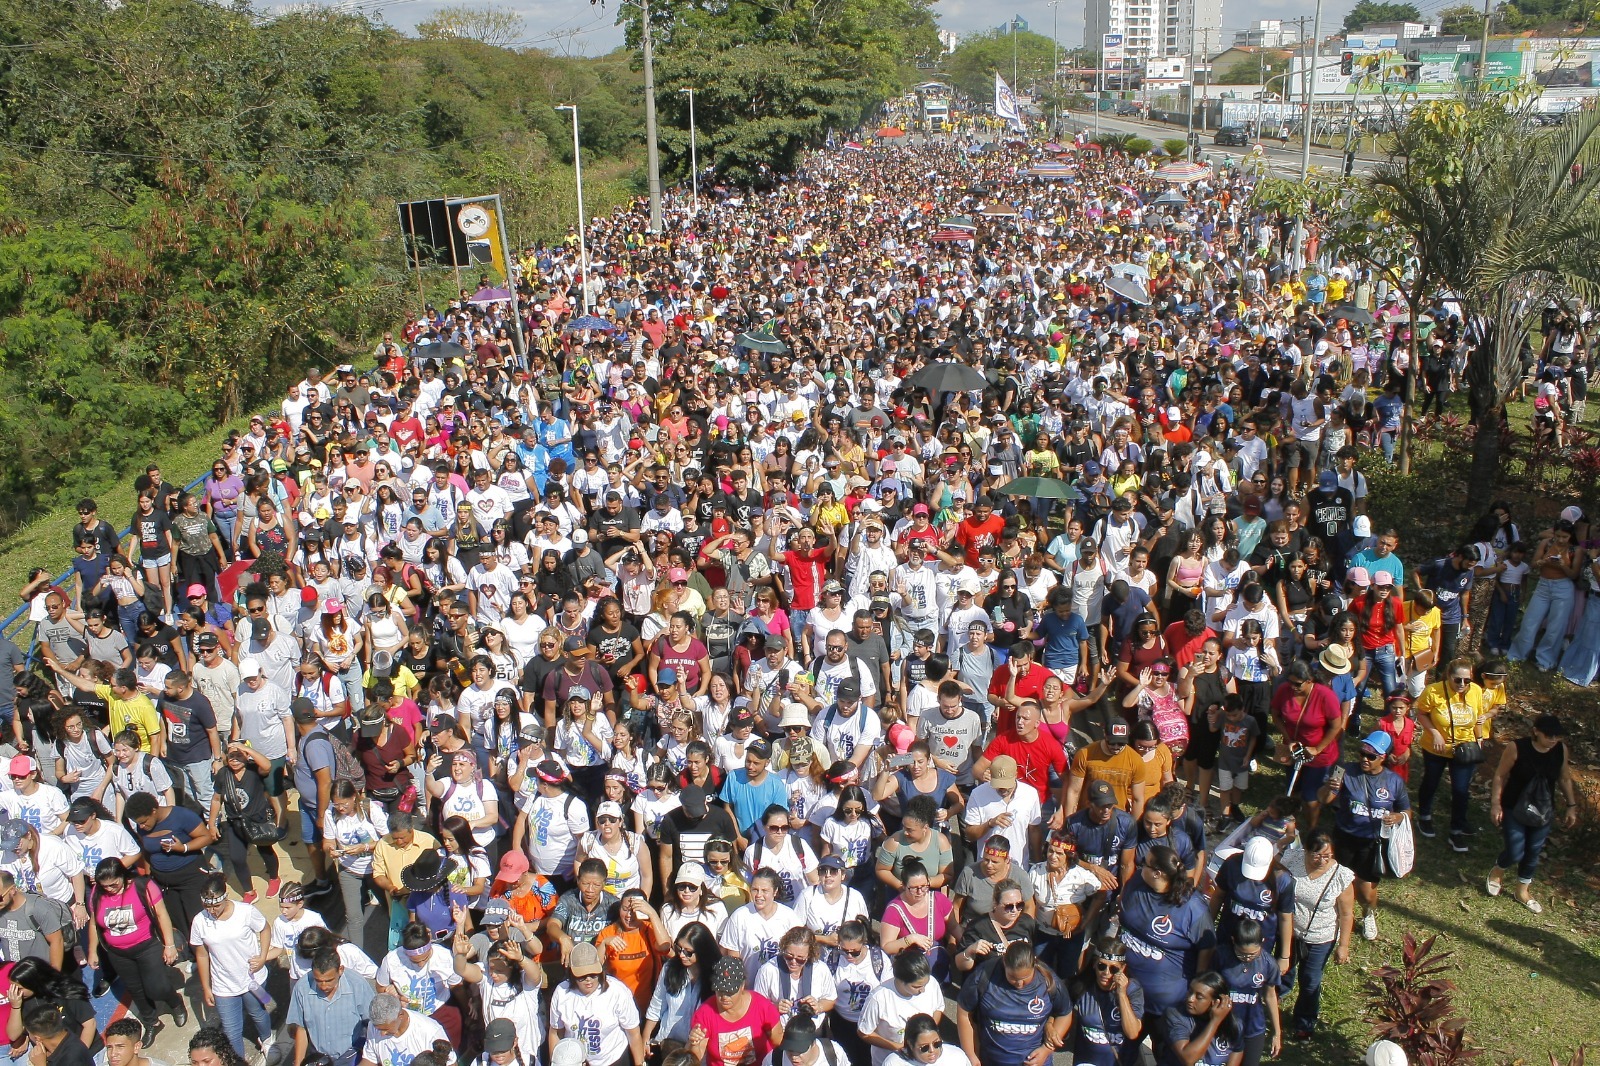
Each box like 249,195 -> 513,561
1070,744 -> 1146,811
596,922 -> 660,1009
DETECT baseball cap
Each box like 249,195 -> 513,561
1086,779 -> 1117,807
1361,730 -> 1394,756
195,632 -> 220,649
1241,836 -> 1274,880
779,1016 -> 823,1056
747,737 -> 772,760
238,658 -> 265,679
571,529 -> 589,544
1347,566 -> 1371,587
496,850 -> 530,882
186,584 -> 208,598
1317,469 -> 1337,489
481,898 -> 513,926
66,798 -> 97,825
657,667 -> 678,687
668,567 -> 690,584
1106,721 -> 1131,746
7,755 -> 35,778
988,755 -> 1018,787
836,679 -> 861,703
483,1020 -> 518,1055
679,784 -> 709,818
596,801 -> 625,821
568,942 -> 604,977
911,503 -> 930,516
675,861 -> 711,886
817,854 -> 847,871
290,697 -> 318,725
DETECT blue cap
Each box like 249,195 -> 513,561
657,667 -> 678,686
1361,730 -> 1393,755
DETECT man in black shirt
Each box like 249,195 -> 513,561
725,470 -> 764,527
1305,469 -> 1354,543
656,784 -> 738,883
588,492 -> 641,558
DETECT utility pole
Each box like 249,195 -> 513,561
1300,0 -> 1322,182
680,87 -> 698,216
1096,33 -> 1104,137
1012,16 -> 1019,88
1478,0 -> 1492,84
1049,0 -> 1061,130
554,105 -> 590,315
641,0 -> 662,234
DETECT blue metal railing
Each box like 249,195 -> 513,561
0,467 -> 215,664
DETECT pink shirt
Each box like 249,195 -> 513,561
93,879 -> 165,950
881,890 -> 954,944
691,992 -> 781,1066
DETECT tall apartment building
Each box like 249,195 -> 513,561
1085,0 -> 1222,62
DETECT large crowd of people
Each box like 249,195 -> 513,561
0,128 -> 1584,1066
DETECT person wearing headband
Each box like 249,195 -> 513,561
189,873 -> 272,1059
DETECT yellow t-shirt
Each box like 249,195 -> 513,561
96,685 -> 161,752
1405,603 -> 1440,658
1415,681 -> 1492,757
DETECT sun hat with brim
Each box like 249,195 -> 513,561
401,848 -> 450,894
1318,645 -> 1352,675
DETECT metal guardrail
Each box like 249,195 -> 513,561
0,468 -> 214,664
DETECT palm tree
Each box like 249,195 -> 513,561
1369,94 -> 1600,506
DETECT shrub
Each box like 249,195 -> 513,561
1366,934 -> 1481,1065
1163,138 -> 1189,157
1126,137 -> 1154,156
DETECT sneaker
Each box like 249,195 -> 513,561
1418,816 -> 1436,838
1450,833 -> 1470,853
266,878 -> 282,899
242,891 -> 259,905
91,973 -> 110,998
172,1002 -> 189,1027
143,1020 -> 165,1049
266,1046 -> 286,1066
1362,911 -> 1378,941
1462,823 -> 1481,836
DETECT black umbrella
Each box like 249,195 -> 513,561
424,341 -> 471,363
906,362 -> 988,394
1328,303 -> 1376,326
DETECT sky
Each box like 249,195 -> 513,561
325,0 -> 1368,54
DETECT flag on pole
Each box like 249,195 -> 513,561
994,72 -> 1025,134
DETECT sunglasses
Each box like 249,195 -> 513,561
766,824 -> 789,833
1361,748 -> 1384,759
998,901 -> 1023,911
916,1044 -> 943,1054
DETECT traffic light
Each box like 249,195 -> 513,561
1340,51 -> 1354,76
1344,150 -> 1355,176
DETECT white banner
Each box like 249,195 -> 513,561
1103,32 -> 1124,71
994,72 -> 1024,132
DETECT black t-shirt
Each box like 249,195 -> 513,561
45,1033 -> 94,1066
589,506 -> 641,557
587,623 -> 640,680
136,624 -> 184,670
657,805 -> 738,868
675,528 -> 711,563
520,654 -> 564,699
72,520 -> 121,557
132,509 -> 172,557
213,766 -> 271,823
726,489 -> 763,526
1304,487 -> 1353,541
397,644 -> 434,690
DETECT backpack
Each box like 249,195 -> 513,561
305,727 -> 364,790
27,892 -> 77,949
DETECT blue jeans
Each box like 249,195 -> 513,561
1418,751 -> 1476,834
1496,816 -> 1555,882
1281,939 -> 1335,1035
1508,576 -> 1575,671
1363,645 -> 1398,701
1485,587 -> 1521,654
338,661 -> 366,714
117,600 -> 146,650
213,990 -> 272,1057
213,513 -> 238,560
1560,592 -> 1600,687
172,757 -> 216,813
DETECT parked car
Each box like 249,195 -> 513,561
1213,126 -> 1251,146
1115,103 -> 1140,116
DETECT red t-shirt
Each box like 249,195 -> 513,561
986,661 -> 1051,733
691,991 -> 781,1066
782,547 -> 832,611
388,415 -> 425,450
1271,681 -> 1344,768
1162,621 -> 1216,667
1374,713 -> 1417,782
982,729 -> 1068,803
953,514 -> 1006,566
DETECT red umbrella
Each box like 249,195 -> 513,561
877,126 -> 906,138
931,228 -> 974,243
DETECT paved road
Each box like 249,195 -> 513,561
1060,108 -> 1380,176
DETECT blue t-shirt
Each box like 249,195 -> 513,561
1133,829 -> 1195,872
1212,854 -> 1295,954
1038,611 -> 1090,669
955,959 -> 1073,1066
1419,557 -> 1474,624
1159,1007 -> 1241,1066
1071,980 -> 1148,1066
1119,878 -> 1217,1014
1218,952 -> 1281,1039
1068,808 -> 1136,872
1329,672 -> 1357,706
1330,763 -> 1411,840
136,805 -> 206,874
720,769 -> 789,836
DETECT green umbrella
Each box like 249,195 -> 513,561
998,477 -> 1083,501
735,322 -> 789,354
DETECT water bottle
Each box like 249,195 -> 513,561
992,605 -> 1006,625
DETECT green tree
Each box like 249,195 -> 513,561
1438,4 -> 1486,35
415,3 -> 528,47
610,0 -> 939,187
1367,92 -> 1600,500
944,29 -> 1060,102
1342,0 -> 1424,30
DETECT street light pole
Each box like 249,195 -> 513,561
680,87 -> 699,216
554,105 -> 591,315
1012,17 -> 1018,88
1049,1 -> 1060,130
641,0 -> 663,234
1300,0 -> 1322,182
